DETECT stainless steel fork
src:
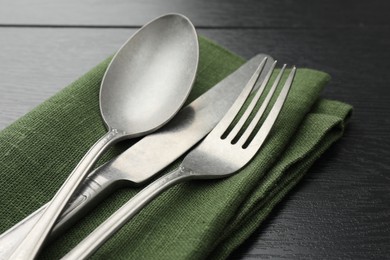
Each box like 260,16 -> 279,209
62,58 -> 296,260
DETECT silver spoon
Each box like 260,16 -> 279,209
9,13 -> 198,260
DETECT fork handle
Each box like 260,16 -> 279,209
62,167 -> 192,260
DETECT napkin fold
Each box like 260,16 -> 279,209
0,36 -> 352,259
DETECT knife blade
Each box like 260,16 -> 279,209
0,54 -> 274,258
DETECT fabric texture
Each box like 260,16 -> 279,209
0,36 -> 352,259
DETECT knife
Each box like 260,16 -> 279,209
0,54 -> 274,258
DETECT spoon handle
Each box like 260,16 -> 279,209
0,167 -> 123,259
62,167 -> 191,260
9,129 -> 124,260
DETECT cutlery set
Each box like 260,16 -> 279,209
0,14 -> 296,259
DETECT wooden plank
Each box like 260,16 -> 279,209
0,0 -> 389,28
0,28 -> 136,129
0,27 -> 389,259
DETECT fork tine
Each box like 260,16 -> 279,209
239,66 -> 296,148
210,57 -> 268,138
225,60 -> 277,142
236,64 -> 286,146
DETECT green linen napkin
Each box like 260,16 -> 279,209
0,36 -> 352,259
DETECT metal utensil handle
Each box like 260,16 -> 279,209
0,167 -> 121,260
9,130 -> 123,260
62,168 -> 191,260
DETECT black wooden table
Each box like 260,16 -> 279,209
0,1 -> 389,259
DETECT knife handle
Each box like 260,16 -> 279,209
0,163 -> 121,260
62,167 -> 192,260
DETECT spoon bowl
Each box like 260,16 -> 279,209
10,13 -> 198,260
101,14 -> 198,136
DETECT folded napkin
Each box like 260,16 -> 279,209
0,36 -> 352,259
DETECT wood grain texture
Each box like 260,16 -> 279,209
0,0 -> 389,259
0,0 -> 389,28
0,28 -> 137,129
